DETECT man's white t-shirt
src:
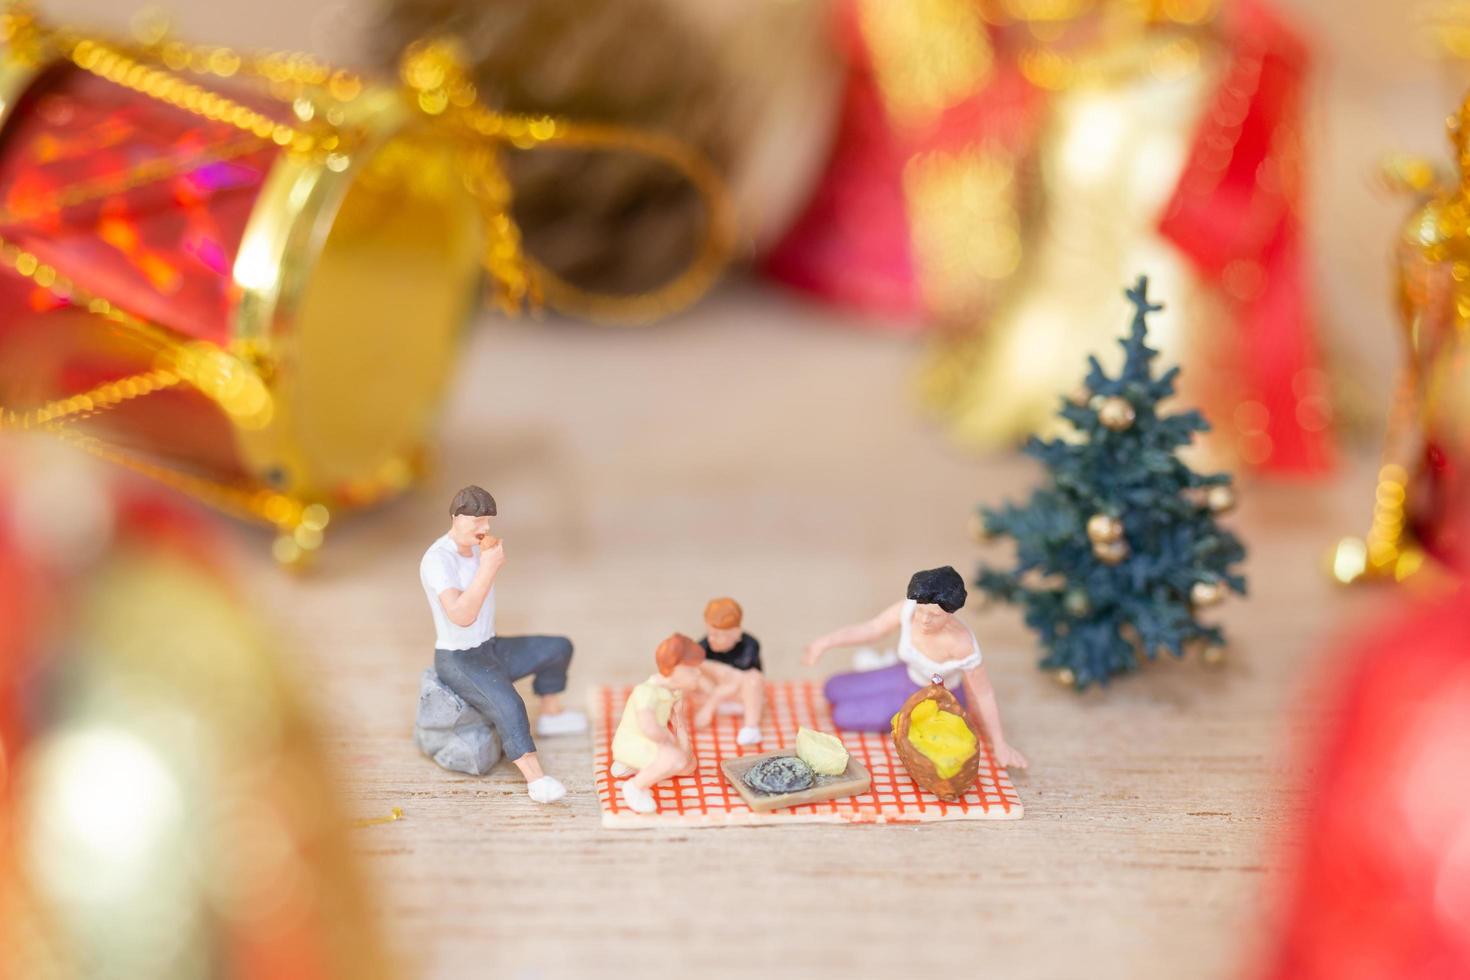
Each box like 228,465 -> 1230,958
420,533 -> 496,651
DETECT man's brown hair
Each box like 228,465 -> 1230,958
703,597 -> 743,630
450,485 -> 497,518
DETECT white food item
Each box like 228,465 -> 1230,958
795,727 -> 849,776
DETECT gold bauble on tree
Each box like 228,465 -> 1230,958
1020,568 -> 1066,591
1093,538 -> 1129,565
1086,513 -> 1124,543
1176,635 -> 1227,665
1205,484 -> 1237,514
1190,580 -> 1225,607
1097,396 -> 1137,431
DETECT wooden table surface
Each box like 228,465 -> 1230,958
239,287 -> 1386,980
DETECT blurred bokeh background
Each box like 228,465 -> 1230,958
3,0 -> 1470,978
20,0 -> 1467,385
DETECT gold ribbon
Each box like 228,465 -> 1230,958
398,37 -> 737,323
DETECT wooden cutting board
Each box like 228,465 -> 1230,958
720,747 -> 872,813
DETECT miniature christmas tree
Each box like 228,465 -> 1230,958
975,276 -> 1247,688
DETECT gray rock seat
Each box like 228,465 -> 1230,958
414,668 -> 502,775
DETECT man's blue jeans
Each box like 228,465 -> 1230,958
434,635 -> 573,761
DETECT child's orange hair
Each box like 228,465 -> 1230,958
703,597 -> 743,630
655,633 -> 705,676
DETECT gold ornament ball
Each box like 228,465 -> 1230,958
1055,667 -> 1076,687
1086,513 -> 1124,543
1063,589 -> 1090,617
1206,484 -> 1237,514
1098,396 -> 1136,431
1202,646 -> 1226,666
1066,383 -> 1092,407
1021,568 -> 1066,591
1190,580 -> 1226,607
1094,539 -> 1129,565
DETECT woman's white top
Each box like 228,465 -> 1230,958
897,599 -> 982,688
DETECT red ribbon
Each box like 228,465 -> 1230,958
1159,0 -> 1334,475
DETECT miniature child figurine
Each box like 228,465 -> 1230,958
692,597 -> 765,745
803,566 -> 1028,769
610,633 -> 705,814
420,485 -> 588,803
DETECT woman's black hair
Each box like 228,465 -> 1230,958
906,566 -> 967,613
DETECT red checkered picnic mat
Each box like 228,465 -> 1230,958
590,680 -> 1023,828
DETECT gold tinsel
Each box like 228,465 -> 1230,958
920,19 -> 1229,454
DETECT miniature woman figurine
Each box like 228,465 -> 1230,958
692,597 -> 766,746
803,566 -> 1028,769
610,633 -> 706,814
420,486 -> 588,804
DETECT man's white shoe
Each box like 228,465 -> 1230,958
736,726 -> 763,746
621,782 -> 656,814
527,775 -> 567,804
610,761 -> 634,778
536,709 -> 589,737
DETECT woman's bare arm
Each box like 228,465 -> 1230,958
962,665 -> 1028,769
802,600 -> 906,666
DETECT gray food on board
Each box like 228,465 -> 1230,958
743,754 -> 815,794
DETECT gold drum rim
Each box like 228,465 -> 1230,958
230,90 -> 481,502
0,53 -> 482,506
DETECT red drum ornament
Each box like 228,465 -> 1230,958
0,23 -> 481,564
0,10 -> 734,564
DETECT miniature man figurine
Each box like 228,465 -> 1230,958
420,485 -> 588,803
609,633 -> 705,814
692,598 -> 765,746
804,565 -> 1028,769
